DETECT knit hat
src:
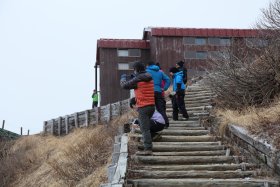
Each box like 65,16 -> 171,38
176,61 -> 184,67
169,67 -> 179,74
133,61 -> 145,73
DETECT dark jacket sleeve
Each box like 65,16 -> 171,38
120,77 -> 138,90
120,72 -> 152,90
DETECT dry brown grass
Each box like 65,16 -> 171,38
215,97 -> 280,148
0,110 -> 135,187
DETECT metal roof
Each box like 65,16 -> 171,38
97,39 -> 150,49
150,27 -> 260,37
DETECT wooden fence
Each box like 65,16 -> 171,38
43,99 -> 130,135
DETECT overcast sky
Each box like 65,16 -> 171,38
0,0 -> 272,134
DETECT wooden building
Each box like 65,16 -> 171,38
96,27 -> 264,105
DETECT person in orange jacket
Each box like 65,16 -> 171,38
120,61 -> 155,155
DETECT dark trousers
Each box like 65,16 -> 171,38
154,92 -> 169,127
150,120 -> 165,137
138,105 -> 155,150
92,101 -> 98,108
172,91 -> 188,120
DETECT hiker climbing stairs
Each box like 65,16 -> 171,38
126,81 -> 279,187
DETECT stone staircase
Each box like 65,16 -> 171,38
126,83 -> 279,187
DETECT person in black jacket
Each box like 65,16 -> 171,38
169,67 -> 189,121
176,61 -> 187,84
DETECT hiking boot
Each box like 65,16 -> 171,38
173,116 -> 178,121
152,133 -> 162,141
165,123 -> 169,128
183,113 -> 189,120
136,149 -> 153,156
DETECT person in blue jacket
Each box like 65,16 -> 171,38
146,61 -> 171,128
169,67 -> 189,121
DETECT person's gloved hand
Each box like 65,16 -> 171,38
169,91 -> 176,99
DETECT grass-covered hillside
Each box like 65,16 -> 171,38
0,111 -> 135,187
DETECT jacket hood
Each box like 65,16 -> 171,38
147,65 -> 160,72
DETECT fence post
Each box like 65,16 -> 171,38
43,121 -> 47,134
2,120 -> 5,129
20,127 -> 22,135
58,117 -> 62,136
85,110 -> 89,127
51,119 -> 55,135
119,101 -> 122,115
95,107 -> 99,125
74,113 -> 79,128
118,101 -> 121,116
108,104 -> 112,122
65,115 -> 69,134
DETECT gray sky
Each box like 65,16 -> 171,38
0,0 -> 271,134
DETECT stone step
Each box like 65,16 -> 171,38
168,116 -> 200,121
151,150 -> 226,156
127,178 -> 279,187
148,141 -> 221,146
167,109 -> 205,113
135,129 -> 209,136
160,135 -> 215,142
138,163 -> 257,171
167,103 -> 212,108
139,145 -> 225,152
166,111 -> 209,115
166,106 -> 212,112
159,129 -> 209,136
134,155 -> 237,165
168,123 -> 201,127
129,170 -> 256,179
167,112 -> 210,118
167,127 -> 205,130
131,135 -> 215,142
169,120 -> 200,125
167,99 -> 211,104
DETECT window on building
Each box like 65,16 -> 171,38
118,62 -> 135,70
129,49 -> 141,57
220,38 -> 231,46
185,51 -> 208,59
117,49 -> 141,57
117,50 -> 129,57
118,63 -> 130,70
208,51 -> 230,60
196,51 -> 207,59
195,38 -> 207,45
183,37 -> 195,45
208,37 -> 220,45
246,38 -> 268,47
184,51 -> 196,59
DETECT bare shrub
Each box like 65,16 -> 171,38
206,0 -> 280,109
